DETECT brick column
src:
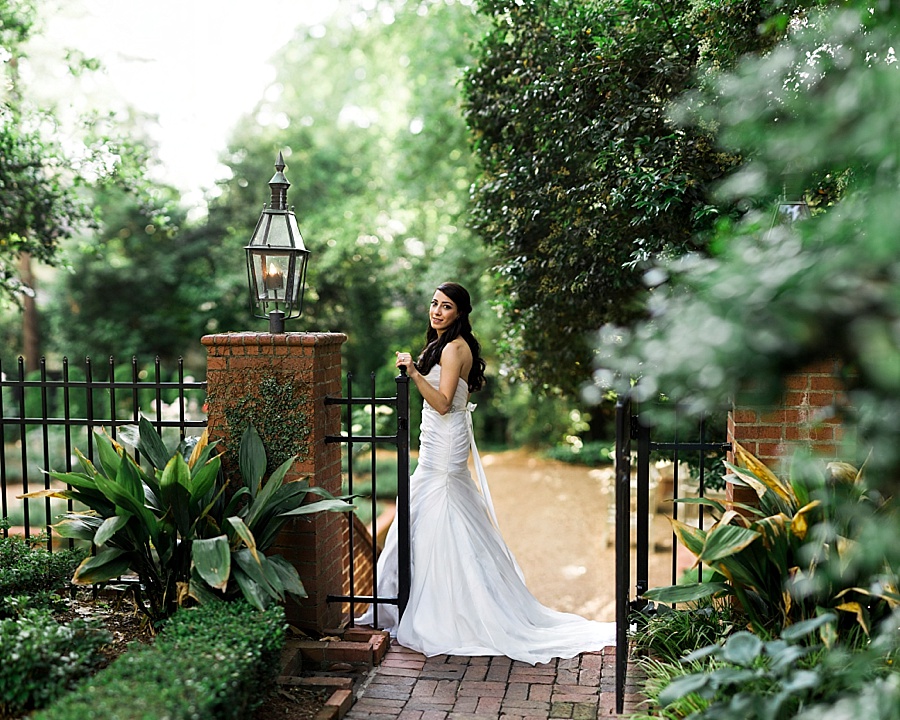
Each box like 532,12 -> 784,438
726,359 -> 847,511
202,332 -> 346,632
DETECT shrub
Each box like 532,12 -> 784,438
643,442 -> 895,637
0,533 -> 86,597
33,600 -> 286,720
0,534 -> 87,618
545,440 -> 614,467
0,608 -> 111,718
26,418 -> 352,621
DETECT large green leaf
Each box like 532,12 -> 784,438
658,673 -> 714,706
94,514 -> 132,546
188,568 -> 226,605
52,515 -> 103,542
700,524 -> 760,564
137,416 -> 172,470
115,451 -> 146,506
245,455 -> 294,530
95,432 -> 123,480
232,565 -> 268,611
781,612 -> 837,642
674,497 -> 726,516
268,554 -> 306,599
279,498 -> 356,517
72,547 -> 131,584
240,425 -> 267,497
160,454 -> 191,499
642,581 -> 731,604
233,548 -> 280,600
669,517 -> 707,558
46,471 -> 98,491
192,536 -> 231,591
721,631 -> 763,666
189,456 -> 221,504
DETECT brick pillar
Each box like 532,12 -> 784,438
202,331 -> 347,632
727,359 -> 847,468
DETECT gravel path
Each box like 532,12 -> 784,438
478,449 -> 674,623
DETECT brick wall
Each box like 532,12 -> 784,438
202,331 -> 347,632
727,359 -> 847,469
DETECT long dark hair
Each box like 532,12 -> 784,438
415,282 -> 486,393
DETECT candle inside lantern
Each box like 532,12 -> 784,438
264,262 -> 284,290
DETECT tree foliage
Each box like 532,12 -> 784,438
596,2 -> 900,480
0,0 -> 92,304
208,0 -> 491,386
463,0 -> 808,395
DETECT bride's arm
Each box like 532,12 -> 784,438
396,342 -> 466,415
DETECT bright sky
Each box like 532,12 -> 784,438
37,0 -> 340,206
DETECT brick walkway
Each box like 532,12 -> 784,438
344,644 -> 645,719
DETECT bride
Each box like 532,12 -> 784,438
356,282 -> 615,664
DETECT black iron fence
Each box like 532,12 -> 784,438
614,396 -> 731,714
325,369 -> 411,624
0,356 -> 207,548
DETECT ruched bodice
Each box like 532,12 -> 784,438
417,365 -> 472,472
357,364 -> 615,664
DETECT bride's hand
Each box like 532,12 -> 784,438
396,351 -> 416,376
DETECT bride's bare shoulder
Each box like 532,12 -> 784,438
441,338 -> 472,361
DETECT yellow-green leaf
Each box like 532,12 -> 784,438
72,548 -> 131,584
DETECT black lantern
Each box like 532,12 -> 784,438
245,152 -> 310,333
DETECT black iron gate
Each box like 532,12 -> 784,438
614,396 -> 731,713
325,369 -> 411,625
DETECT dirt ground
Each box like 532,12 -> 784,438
478,448 -> 682,623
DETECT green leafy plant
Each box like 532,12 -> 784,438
643,442 -> 897,636
632,600 -> 736,664
0,608 -> 111,718
656,614 -> 842,720
24,417 -> 353,622
0,533 -> 86,618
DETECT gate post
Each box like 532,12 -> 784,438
202,331 -> 347,632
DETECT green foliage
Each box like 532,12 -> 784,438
0,533 -> 86,606
594,1 -> 900,484
46,179 -> 220,364
632,600 -> 735,664
32,600 -> 285,720
652,614 -> 895,720
644,443 -> 895,637
27,417 -> 352,621
0,608 -> 111,718
463,0 -> 807,394
208,1 -> 491,390
544,440 -> 614,466
223,375 -> 311,473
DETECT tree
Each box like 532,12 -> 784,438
208,0 -> 492,388
463,0 -> 810,395
596,2 -> 900,493
0,1 -> 92,305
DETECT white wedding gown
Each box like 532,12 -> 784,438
356,365 -> 616,665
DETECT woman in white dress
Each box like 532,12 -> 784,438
357,282 -> 615,665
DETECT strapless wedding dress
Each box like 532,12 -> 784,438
356,365 -> 615,664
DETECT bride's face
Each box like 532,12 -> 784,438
430,290 -> 459,335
